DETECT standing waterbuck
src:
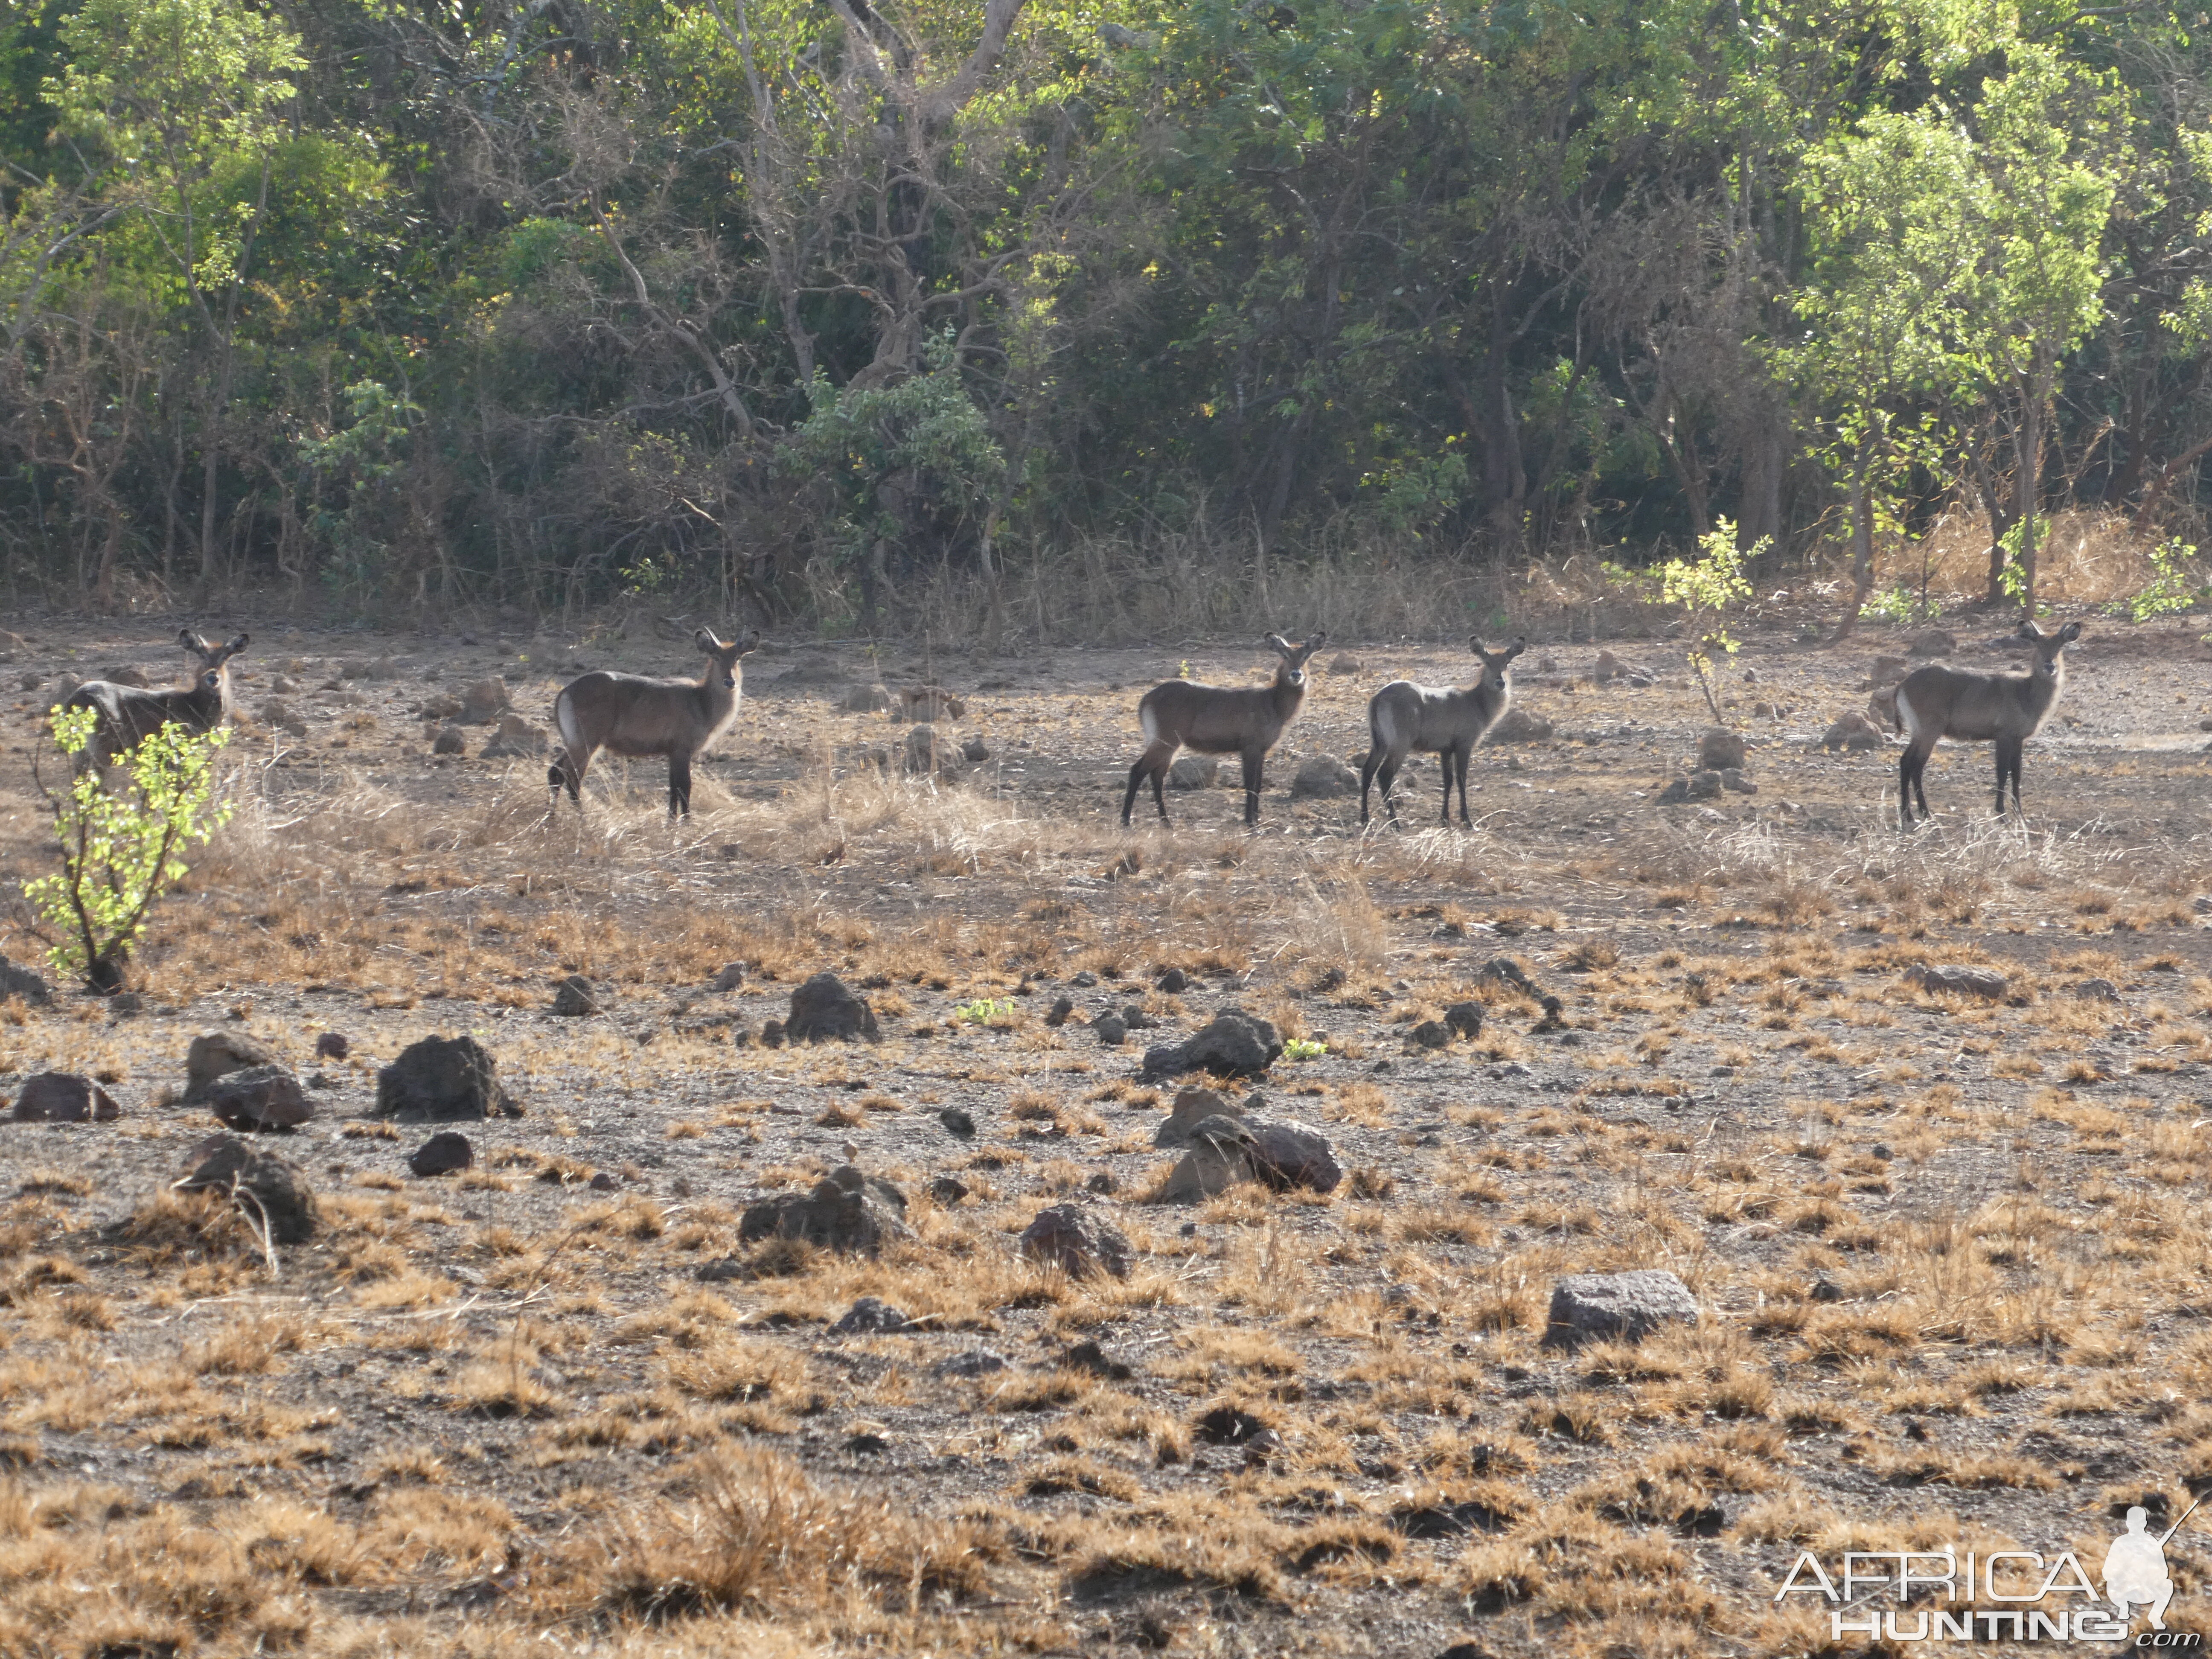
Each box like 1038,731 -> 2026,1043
1120,632 -> 1327,828
64,630 -> 250,764
548,628 -> 760,818
1893,619 -> 2082,828
1359,636 -> 1525,827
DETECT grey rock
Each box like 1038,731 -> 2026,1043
1906,963 -> 2010,1001
1907,628 -> 1956,658
961,735 -> 990,763
184,1030 -> 276,1101
11,1072 -> 121,1123
1696,728 -> 1747,772
786,972 -> 879,1042
901,686 -> 966,721
1476,958 -> 1539,998
1486,707 -> 1552,743
709,961 -> 746,993
1412,1019 -> 1450,1049
409,1132 -> 474,1176
0,960 -> 52,1007
1444,1001 -> 1484,1040
431,726 -> 466,756
938,1107 -> 975,1138
1157,1114 -> 1260,1202
480,712 -> 547,758
1044,995 -> 1074,1027
1820,710 -> 1885,752
830,1296 -> 910,1335
740,1165 -> 909,1255
1094,1013 -> 1129,1047
930,1175 -> 970,1205
205,1064 -> 314,1132
1019,1202 -> 1133,1279
2071,978 -> 2121,1001
1540,1270 -> 1700,1349
314,1032 -> 350,1060
1156,967 -> 1190,994
903,724 -> 961,777
175,1135 -> 317,1244
550,975 -> 601,1017
934,1349 -> 1009,1378
459,676 -> 509,723
1248,1119 -> 1342,1193
375,1035 -> 521,1121
1168,756 -> 1219,789
1142,1008 -> 1284,1080
1290,755 -> 1359,799
841,682 -> 894,713
1720,767 -> 1758,795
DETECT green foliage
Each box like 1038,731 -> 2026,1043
2113,539 -> 2209,623
1283,1037 -> 1327,1061
1659,520 -> 1761,724
954,998 -> 1016,1025
23,707 -> 235,992
1863,585 -> 1932,626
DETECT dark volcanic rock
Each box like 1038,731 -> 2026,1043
1540,1270 -> 1700,1349
0,960 -> 52,1006
1019,1202 -> 1133,1280
1157,1114 -> 1260,1201
1444,1001 -> 1485,1040
550,975 -> 601,1016
1248,1120 -> 1342,1193
785,972 -> 879,1042
408,1132 -> 475,1176
1141,1008 -> 1283,1080
938,1107 -> 976,1138
1906,962 -> 2010,1001
1153,1086 -> 1242,1148
830,1296 -> 910,1334
184,1030 -> 276,1100
740,1165 -> 909,1254
205,1065 -> 314,1131
176,1135 -> 318,1244
314,1031 -> 350,1060
375,1035 -> 520,1121
11,1072 -> 121,1123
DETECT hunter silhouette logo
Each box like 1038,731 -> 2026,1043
1775,1496 -> 2206,1645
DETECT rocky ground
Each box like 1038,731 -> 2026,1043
0,610 -> 2210,1658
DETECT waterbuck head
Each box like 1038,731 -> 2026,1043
696,628 -> 760,689
2016,619 -> 2083,684
1468,635 -> 1527,694
179,629 -> 250,697
1263,632 -> 1327,687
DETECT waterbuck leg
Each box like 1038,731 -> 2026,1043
669,755 -> 693,818
1358,751 -> 1382,825
1438,750 -> 1455,826
1455,748 -> 1473,827
1240,748 -> 1264,827
1995,736 -> 2023,816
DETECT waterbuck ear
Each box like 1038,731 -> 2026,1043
1504,637 -> 1527,661
178,628 -> 206,652
735,629 -> 762,655
2015,620 -> 2044,642
224,632 -> 250,656
1263,633 -> 1292,656
1302,630 -> 1327,653
694,627 -> 722,653
1467,634 -> 1486,655
2057,620 -> 2083,643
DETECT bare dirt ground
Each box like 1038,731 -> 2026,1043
1,609 -> 2211,1659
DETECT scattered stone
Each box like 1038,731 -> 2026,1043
1327,652 -> 1366,676
1019,1202 -> 1133,1279
1290,755 -> 1359,799
1810,1276 -> 1845,1304
184,1030 -> 277,1101
10,1072 -> 121,1123
205,1065 -> 314,1132
590,1172 -> 618,1191
1045,995 -> 1074,1027
1412,1019 -> 1450,1049
1867,685 -> 1900,726
1194,1404 -> 1273,1446
939,1107 -> 976,1138
1477,958 -> 1540,998
930,1175 -> 970,1205
1094,1013 -> 1129,1047
409,1132 -> 474,1176
1486,707 -> 1553,743
1696,728 -> 1746,771
1820,710 -> 1885,752
2072,978 -> 2121,1001
1869,655 -> 1909,685
314,1031 -> 349,1061
786,972 -> 879,1042
1158,1114 -> 1260,1201
708,961 -> 746,992
550,975 -> 601,1017
1540,1270 -> 1700,1349
480,712 -> 547,758
740,1166 -> 910,1254
901,686 -> 967,721
1070,970 -> 1099,987
1248,1120 -> 1342,1193
459,676 -> 509,723
175,1136 -> 317,1244
0,960 -> 52,1006
1720,767 -> 1758,795
374,1035 -> 521,1121
1156,967 -> 1190,994
417,693 -> 465,720
902,723 -> 962,777
961,735 -> 990,763
760,1019 -> 786,1048
1142,1008 -> 1284,1080
1117,1004 -> 1155,1031
1167,756 -> 1219,789
934,1349 -> 1009,1378
1905,963 -> 2010,1001
1907,628 -> 1956,658
841,682 -> 894,713
1444,1001 -> 1484,1040
1086,1170 -> 1118,1195
1658,770 -> 1724,804
830,1296 -> 910,1335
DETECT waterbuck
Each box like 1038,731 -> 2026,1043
1121,632 -> 1327,828
64,630 -> 250,764
1359,636 -> 1525,827
547,628 -> 760,817
1893,619 -> 2082,828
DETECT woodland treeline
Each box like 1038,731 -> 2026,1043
4,0 -> 2212,632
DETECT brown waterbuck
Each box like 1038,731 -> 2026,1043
1120,632 -> 1327,828
1892,619 -> 2082,828
64,630 -> 250,764
548,628 -> 760,817
1359,636 -> 1525,827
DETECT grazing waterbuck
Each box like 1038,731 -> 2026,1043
548,628 -> 760,817
1893,619 -> 2082,828
1120,632 -> 1327,828
64,630 -> 250,764
1359,636 -> 1525,827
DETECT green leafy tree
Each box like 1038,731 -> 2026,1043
23,706 -> 235,993
1659,518 -> 1759,726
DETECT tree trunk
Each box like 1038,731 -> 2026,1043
2014,370 -> 2040,615
1831,442 -> 1873,643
